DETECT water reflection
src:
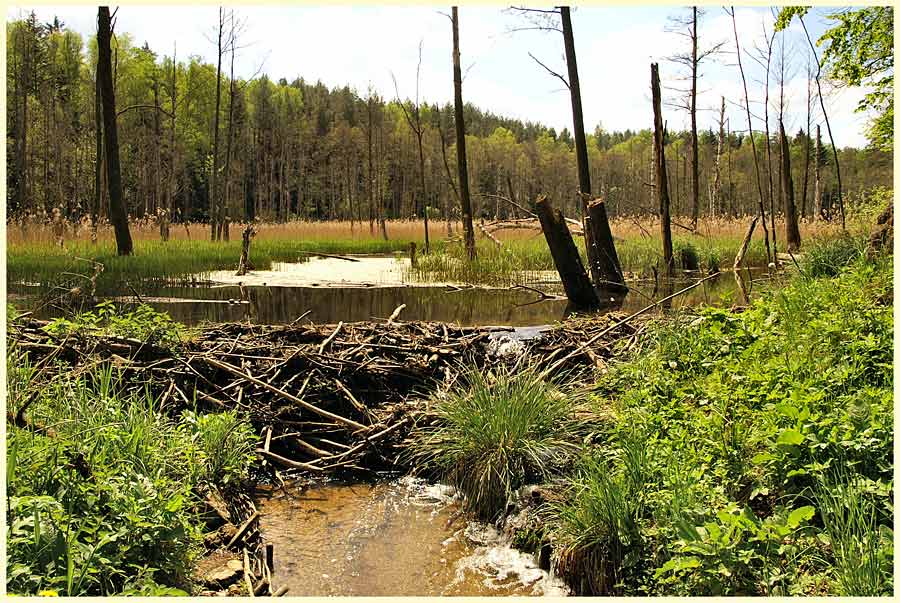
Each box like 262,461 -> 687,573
9,271 -> 756,327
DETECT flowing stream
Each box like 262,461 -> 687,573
256,477 -> 569,597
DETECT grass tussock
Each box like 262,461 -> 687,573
410,363 -> 593,520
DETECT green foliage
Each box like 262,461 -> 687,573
552,438 -> 649,594
548,253 -> 893,595
410,363 -> 592,520
42,301 -> 187,347
815,470 -> 893,595
777,7 -> 894,150
182,410 -> 257,488
5,344 -> 258,595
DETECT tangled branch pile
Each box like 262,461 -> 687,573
9,313 -> 646,479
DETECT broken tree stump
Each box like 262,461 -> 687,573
236,224 -> 257,276
535,195 -> 599,309
586,198 -> 628,293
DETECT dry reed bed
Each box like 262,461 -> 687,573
6,216 -> 843,247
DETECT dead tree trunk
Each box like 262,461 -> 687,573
814,125 -> 822,221
729,7 -> 771,266
780,120 -> 801,251
651,63 -> 674,277
92,64 -> 103,241
689,5 -> 700,228
536,195 -> 598,309
452,6 -> 476,261
210,7 -> 225,241
560,6 -> 624,289
712,96 -> 725,218
236,224 -> 256,276
97,6 -> 133,256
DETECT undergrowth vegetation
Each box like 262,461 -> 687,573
5,312 -> 257,596
550,247 -> 893,595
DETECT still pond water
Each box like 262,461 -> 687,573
9,255 -> 759,326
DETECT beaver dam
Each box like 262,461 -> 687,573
8,309 -> 648,596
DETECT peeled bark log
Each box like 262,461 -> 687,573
536,195 -> 599,309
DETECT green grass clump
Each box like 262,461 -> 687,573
801,233 -> 867,277
546,252 -> 893,595
6,343 -> 258,595
552,439 -> 648,595
6,237 -> 412,294
410,364 -> 591,520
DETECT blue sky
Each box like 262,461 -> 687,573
8,4 -> 874,147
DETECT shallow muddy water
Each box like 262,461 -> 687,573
256,478 -> 568,597
8,255 -> 764,326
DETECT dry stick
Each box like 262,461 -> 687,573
386,304 -> 406,324
477,222 -> 503,247
733,215 -> 760,270
543,272 -> 721,376
317,321 -> 343,355
227,511 -> 260,549
256,448 -> 325,472
288,436 -> 332,458
205,357 -> 367,430
334,379 -> 371,419
243,548 -> 255,597
273,585 -> 290,597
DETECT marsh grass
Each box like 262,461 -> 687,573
815,469 -> 893,596
8,216 -> 841,292
551,438 -> 649,595
409,363 -> 592,520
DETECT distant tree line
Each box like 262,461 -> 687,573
5,12 -> 892,234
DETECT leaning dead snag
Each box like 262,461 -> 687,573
535,195 -> 599,309
586,198 -> 627,293
733,215 -> 760,270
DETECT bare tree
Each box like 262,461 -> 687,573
780,119 -> 801,250
209,7 -> 225,241
452,7 -> 476,260
795,12 -> 844,228
666,6 -> 724,228
392,41 -> 431,253
97,6 -> 132,255
712,96 -> 725,218
512,6 -> 624,289
727,6 -> 771,266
